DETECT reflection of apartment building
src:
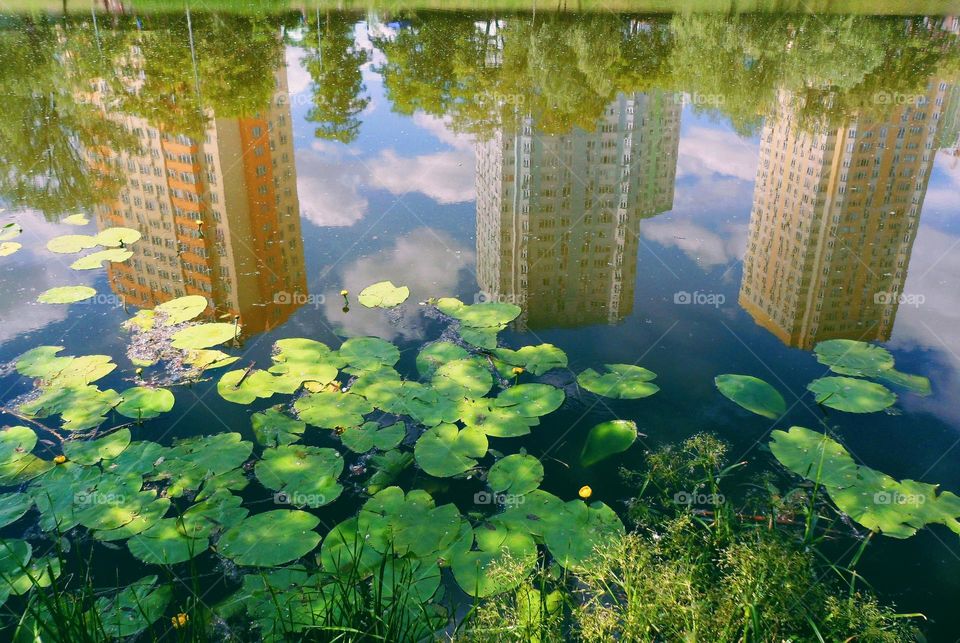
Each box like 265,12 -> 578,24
739,79 -> 953,349
476,91 -> 681,329
86,60 -> 306,334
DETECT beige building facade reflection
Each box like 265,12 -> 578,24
739,78 -> 955,349
84,56 -> 306,334
476,91 -> 681,330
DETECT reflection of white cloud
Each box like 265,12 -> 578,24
0,213 -> 97,345
412,113 -> 474,151
285,47 -> 312,97
887,225 -> 960,423
322,228 -> 474,340
642,218 -> 747,268
368,149 -> 475,204
677,126 -> 759,181
295,146 -> 369,227
922,149 -> 960,216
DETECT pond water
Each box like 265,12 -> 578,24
0,7 -> 959,640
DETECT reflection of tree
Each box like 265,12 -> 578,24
0,17 -> 134,218
372,12 -> 959,139
302,13 -> 370,143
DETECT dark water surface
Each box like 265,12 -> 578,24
1,7 -> 959,639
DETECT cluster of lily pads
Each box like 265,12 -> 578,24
0,289 -> 664,637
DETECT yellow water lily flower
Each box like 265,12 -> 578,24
171,613 -> 189,629
53,455 -> 67,464
578,485 -> 592,499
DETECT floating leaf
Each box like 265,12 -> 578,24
69,248 -> 133,270
808,376 -> 896,413
0,426 -> 37,465
63,429 -> 131,465
339,337 -> 400,373
271,338 -> 345,372
62,213 -> 89,226
488,453 -> 543,496
36,285 -> 97,304
542,501 -> 625,570
436,297 -> 521,327
366,451 -> 414,494
294,391 -> 373,429
415,423 -> 488,478
217,369 -> 278,405
340,421 -> 405,453
116,387 -> 174,419
494,384 -> 564,418
251,407 -> 305,446
128,519 -> 207,564
415,341 -> 470,378
451,522 -> 536,597
768,426 -> 860,488
580,420 -> 638,467
20,384 -> 121,431
171,322 -> 238,350
577,364 -> 659,399
15,347 -> 115,386
459,324 -> 504,349
154,295 -> 209,325
94,496 -> 171,541
432,358 -> 493,400
0,242 -> 21,257
319,517 -> 385,576
47,234 -> 98,253
219,510 -> 321,567
357,487 -> 462,558
93,575 -> 171,638
0,539 -> 32,604
184,349 -> 238,372
493,344 -> 568,376
255,446 -> 343,508
714,374 -> 786,419
358,281 -> 410,308
95,227 -> 142,248
0,493 -> 32,528
814,339 -> 895,375
459,399 -> 538,438
0,224 -> 22,241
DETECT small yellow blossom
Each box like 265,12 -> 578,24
511,367 -> 524,375
340,290 -> 349,297
171,613 -> 189,629
578,485 -> 592,499
53,455 -> 67,464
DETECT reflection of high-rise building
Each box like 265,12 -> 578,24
85,56 -> 306,334
739,79 -> 954,349
476,91 -> 681,329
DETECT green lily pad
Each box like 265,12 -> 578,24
217,369 -> 279,405
715,374 -> 786,419
415,423 -> 488,478
768,426 -> 860,488
69,248 -> 133,270
577,364 -> 659,399
171,322 -> 238,350
319,517 -> 385,576
93,575 -> 171,638
150,433 -> 252,498
459,324 -> 504,349
0,455 -> 53,486
340,421 -> 405,453
494,383 -> 564,417
251,407 -> 305,446
814,339 -> 895,375
255,445 -> 344,508
339,337 -> 400,373
15,347 -> 115,386
436,297 -> 521,327
63,429 -> 131,465
493,344 -> 568,376
451,522 -> 537,597
0,223 -> 22,241
127,518 -> 207,564
0,539 -> 32,603
20,384 -> 122,431
580,420 -> 638,467
488,453 -> 543,495
0,242 -> 21,257
357,487 -> 462,558
180,489 -> 249,539
542,500 -> 625,570
270,338 -> 345,372
358,281 -> 410,308
459,398 -> 538,438
95,227 -> 142,248
876,369 -> 932,396
116,387 -> 174,419
294,391 -> 373,429
416,341 -> 470,378
36,285 -> 97,304
154,295 -> 209,325
807,377 -> 896,413
219,510 -> 321,567
184,349 -> 238,372
107,441 -> 168,476
0,493 -> 32,528
432,358 -> 493,400
94,496 -> 171,541
366,451 -> 414,494
0,426 -> 38,464
62,214 -> 90,226
47,234 -> 98,253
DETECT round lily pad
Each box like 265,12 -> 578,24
416,341 -> 470,378
128,519 -> 207,564
459,399 -> 538,438
0,426 -> 38,464
251,407 -> 305,446
451,523 -> 537,597
768,426 -> 859,488
493,344 -> 568,376
0,493 -> 33,528
580,420 -> 638,467
0,242 -> 21,257
0,223 -> 22,241
155,295 -> 209,325
357,487 -> 463,558
714,374 -> 786,419
116,387 -> 175,419
814,339 -> 895,375
218,510 -> 321,567
415,423 -> 488,478
63,428 -> 131,465
47,234 -> 98,254
319,517 -> 384,576
339,337 -> 400,373
69,248 -> 133,270
340,421 -> 405,453
36,286 -> 97,304
255,445 -> 344,508
92,575 -> 170,638
807,376 -> 896,413
358,281 -> 410,308
171,323 -> 238,349
542,501 -> 624,570
432,358 -> 493,400
488,453 -> 543,495
436,297 -> 521,327
217,369 -> 278,405
494,383 -> 564,417
95,227 -> 142,247
294,391 -> 373,429
62,213 -> 90,226
577,364 -> 659,399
